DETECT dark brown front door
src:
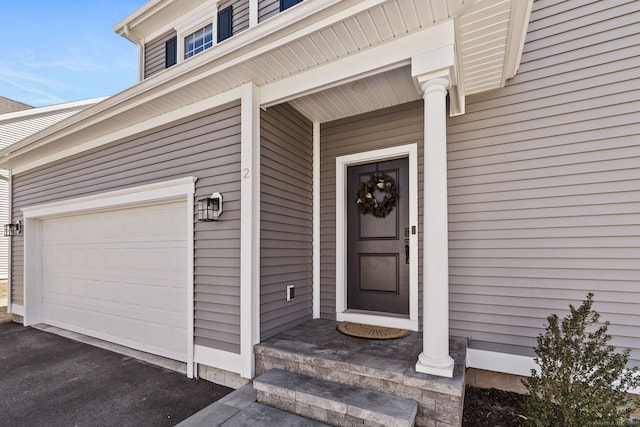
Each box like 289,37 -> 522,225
347,157 -> 409,314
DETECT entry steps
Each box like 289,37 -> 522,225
176,383 -> 329,426
254,368 -> 418,427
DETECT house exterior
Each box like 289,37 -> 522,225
0,99 -> 103,281
0,97 -> 32,115
0,0 -> 638,395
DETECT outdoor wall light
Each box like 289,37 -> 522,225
4,220 -> 23,237
197,192 -> 223,221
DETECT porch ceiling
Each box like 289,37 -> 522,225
256,0 -> 532,122
287,66 -> 421,123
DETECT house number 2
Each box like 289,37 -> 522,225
243,168 -> 250,178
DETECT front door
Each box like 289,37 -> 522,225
346,157 -> 409,314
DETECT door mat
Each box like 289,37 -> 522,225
336,322 -> 410,340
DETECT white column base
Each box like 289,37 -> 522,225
416,352 -> 455,377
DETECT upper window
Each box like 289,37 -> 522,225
280,0 -> 302,11
165,37 -> 177,68
217,6 -> 233,43
185,24 -> 213,59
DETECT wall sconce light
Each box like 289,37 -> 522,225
4,220 -> 23,237
197,192 -> 223,221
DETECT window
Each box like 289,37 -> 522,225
184,24 -> 213,59
280,0 -> 302,12
165,37 -> 177,68
217,6 -> 233,42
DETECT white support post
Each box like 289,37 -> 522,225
415,75 -> 455,378
240,82 -> 261,379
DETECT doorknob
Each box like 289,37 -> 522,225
404,239 -> 409,264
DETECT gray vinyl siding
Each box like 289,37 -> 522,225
447,0 -> 640,364
258,0 -> 279,23
260,103 -> 313,339
11,102 -> 242,354
219,0 -> 250,37
144,31 -> 176,79
319,101 -> 424,321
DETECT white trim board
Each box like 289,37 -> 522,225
312,121 -> 320,319
7,170 -> 12,314
21,177 -> 197,377
21,177 -> 197,218
466,348 -> 536,378
466,348 -> 640,395
10,304 -> 24,316
194,345 -> 242,375
239,82 -> 261,379
335,144 -> 419,331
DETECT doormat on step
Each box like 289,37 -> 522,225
336,322 -> 410,340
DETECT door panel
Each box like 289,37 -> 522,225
347,157 -> 409,314
41,202 -> 188,362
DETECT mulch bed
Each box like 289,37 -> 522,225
463,386 -> 527,427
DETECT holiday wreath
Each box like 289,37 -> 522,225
355,173 -> 397,218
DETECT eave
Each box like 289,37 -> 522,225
1,0 -> 532,173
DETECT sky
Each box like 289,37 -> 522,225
0,1 -> 148,108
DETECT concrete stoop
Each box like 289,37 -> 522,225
254,368 -> 417,427
254,319 -> 467,427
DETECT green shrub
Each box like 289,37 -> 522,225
523,293 -> 640,427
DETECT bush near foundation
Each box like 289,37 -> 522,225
523,293 -> 640,427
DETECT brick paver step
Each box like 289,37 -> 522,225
254,368 -> 417,427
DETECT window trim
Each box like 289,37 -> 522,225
184,23 -> 214,60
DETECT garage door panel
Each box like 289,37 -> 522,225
41,201 -> 188,362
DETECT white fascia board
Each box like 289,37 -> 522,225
261,20 -> 456,107
0,97 -> 107,126
113,0 -> 169,43
21,176 -> 197,219
503,0 -> 534,81
11,88 -> 241,175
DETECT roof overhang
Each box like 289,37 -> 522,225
113,0 -> 210,44
1,0 -> 532,173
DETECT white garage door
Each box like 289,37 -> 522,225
41,201 -> 188,362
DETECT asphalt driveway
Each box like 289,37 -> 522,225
0,322 -> 232,426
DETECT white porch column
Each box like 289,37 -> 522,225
415,75 -> 455,378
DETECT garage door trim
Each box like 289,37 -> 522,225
21,176 -> 197,377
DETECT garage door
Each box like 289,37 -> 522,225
41,201 -> 188,362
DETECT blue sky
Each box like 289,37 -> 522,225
0,1 -> 147,107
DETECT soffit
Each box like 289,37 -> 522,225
1,0 -> 531,169
120,0 -> 528,117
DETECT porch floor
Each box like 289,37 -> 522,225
255,318 -> 467,426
